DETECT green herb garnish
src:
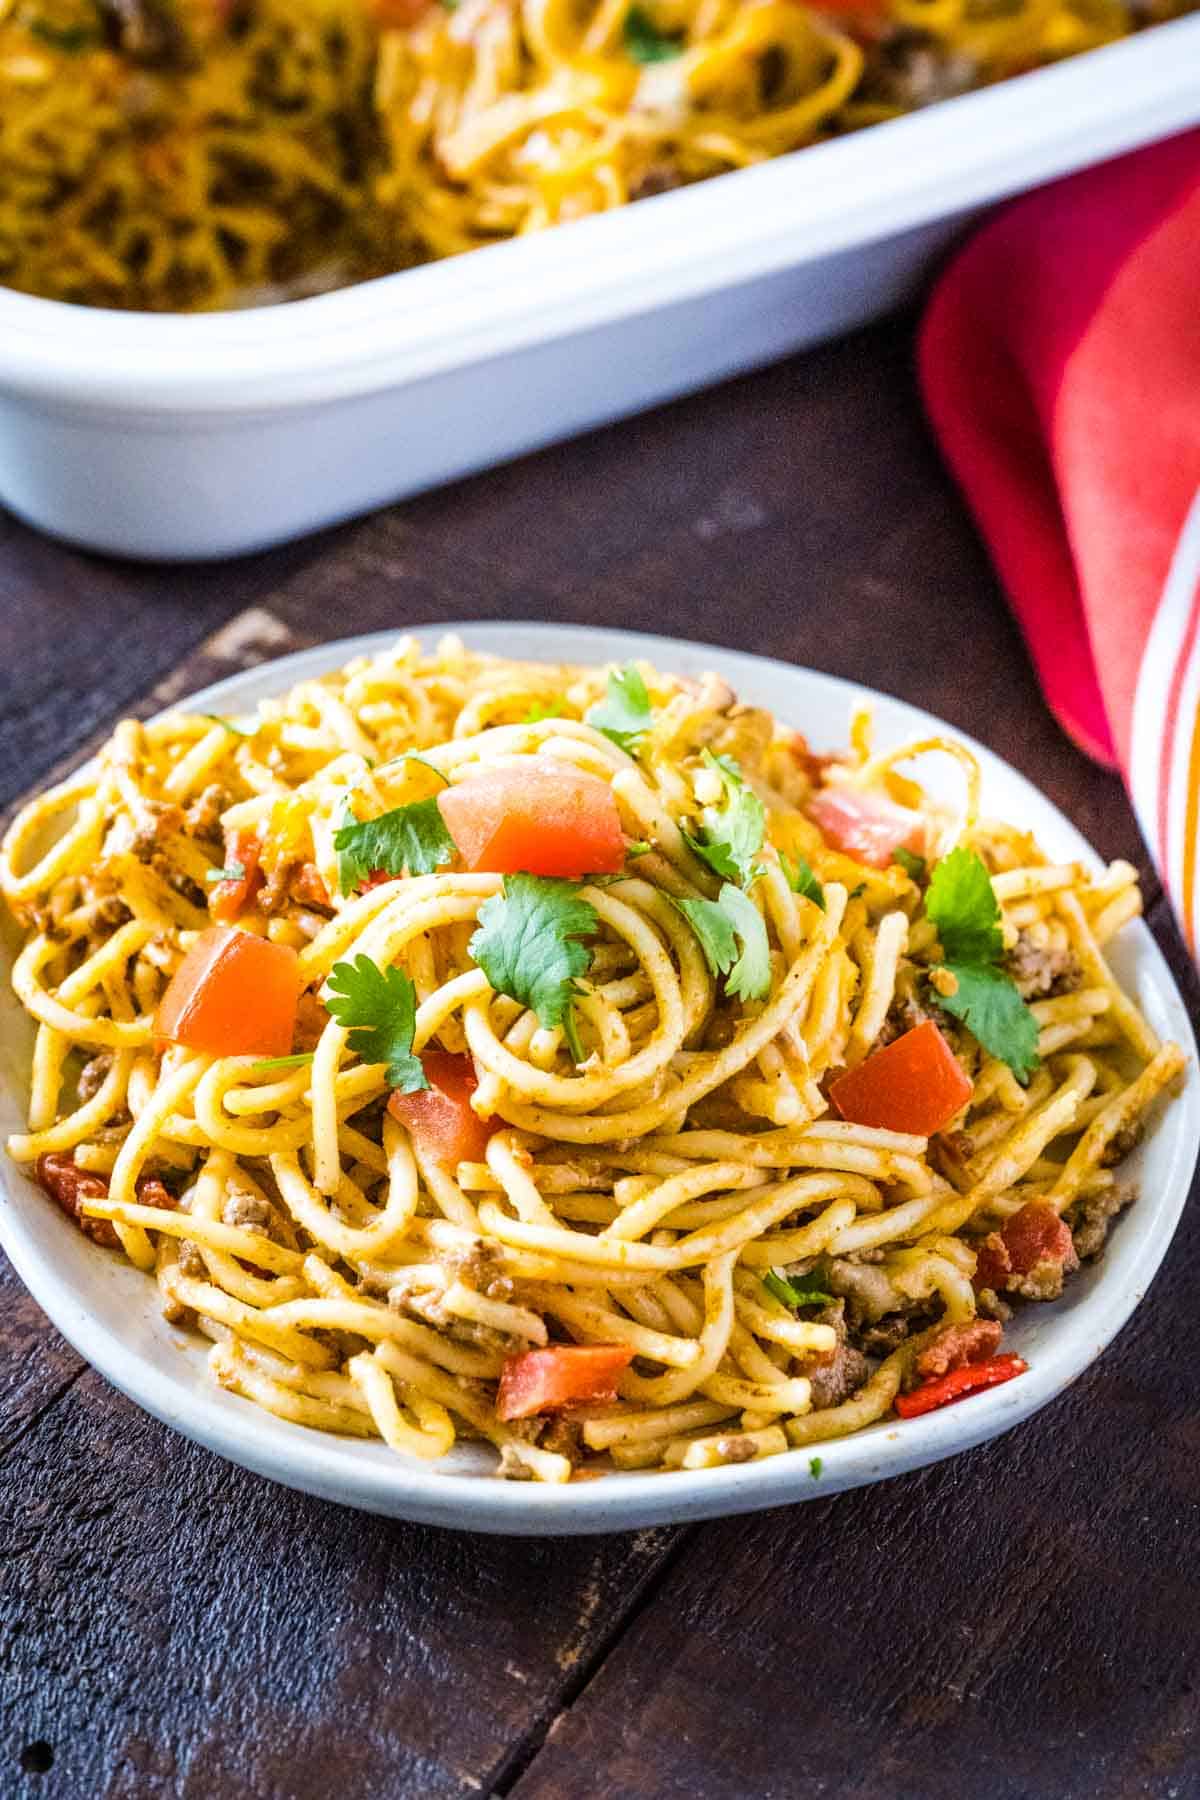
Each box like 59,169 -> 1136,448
586,663 -> 654,755
325,956 -> 426,1092
924,847 -> 1039,1081
522,698 -> 566,724
894,847 -> 927,883
624,5 -> 682,62
781,853 -> 825,911
470,875 -> 598,1064
202,713 -> 258,738
334,797 -> 455,895
763,1268 -> 833,1311
675,883 -> 771,1002
246,1053 -> 316,1076
29,20 -> 99,51
683,751 -> 766,890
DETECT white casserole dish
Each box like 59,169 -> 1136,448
2,19 -> 1199,562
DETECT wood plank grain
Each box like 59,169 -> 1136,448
510,898 -> 1200,1800
0,1364 -> 685,1800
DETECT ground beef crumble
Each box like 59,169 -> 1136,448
1101,1122 -> 1144,1167
222,1191 -> 275,1235
76,1052 -> 114,1102
806,1302 -> 869,1410
1006,931 -> 1082,1000
1069,1185 -> 1137,1261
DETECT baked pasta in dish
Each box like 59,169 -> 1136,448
1,0 -> 1193,309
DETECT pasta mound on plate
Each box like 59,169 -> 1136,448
1,638 -> 1185,1482
0,0 -> 1193,309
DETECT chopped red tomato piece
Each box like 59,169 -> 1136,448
974,1201 -> 1078,1291
497,1345 -> 635,1421
209,829 -> 263,924
35,1156 -> 175,1248
915,1319 -> 1003,1380
35,1152 -> 118,1247
155,926 -> 300,1058
830,1021 -> 973,1136
437,761 -> 624,878
388,1050 -> 497,1166
808,786 -> 924,870
894,1353 -> 1028,1419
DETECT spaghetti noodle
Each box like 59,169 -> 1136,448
0,0 -> 1193,308
1,638 -> 1185,1481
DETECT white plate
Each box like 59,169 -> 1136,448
1,623 -> 1196,1534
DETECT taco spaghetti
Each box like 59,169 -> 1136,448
1,638 -> 1184,1481
1,0 -> 1194,310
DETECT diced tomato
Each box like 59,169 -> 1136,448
974,1201 -> 1078,1291
496,1345 -> 635,1421
915,1319 -> 1003,1380
35,1157 -> 175,1248
387,1051 -> 498,1166
35,1152 -> 118,1247
155,926 -> 300,1058
437,761 -> 624,878
830,1021 -> 973,1136
209,829 -> 263,924
894,1353 -> 1028,1419
807,786 -> 924,870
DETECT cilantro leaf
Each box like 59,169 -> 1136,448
522,698 -> 566,724
763,1268 -> 832,1310
470,876 -> 598,1060
675,882 -> 771,1002
247,1052 -> 315,1075
922,848 -> 1039,1081
206,863 -> 245,883
30,19 -> 99,51
894,847 -> 927,883
809,1456 -> 823,1480
325,956 -> 427,1092
202,713 -> 257,738
925,846 -> 1003,965
937,963 -> 1041,1083
781,853 -> 825,911
624,5 -> 681,61
586,663 -> 653,754
334,797 -> 455,894
683,751 -> 765,889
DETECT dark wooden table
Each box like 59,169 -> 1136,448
2,316 -> 1198,1800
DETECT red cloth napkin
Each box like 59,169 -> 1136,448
919,128 -> 1200,953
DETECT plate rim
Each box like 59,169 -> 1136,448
2,619 -> 1196,1535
